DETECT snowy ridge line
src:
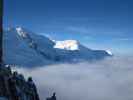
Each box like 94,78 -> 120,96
3,26 -> 112,67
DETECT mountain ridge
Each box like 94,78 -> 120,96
3,27 -> 112,67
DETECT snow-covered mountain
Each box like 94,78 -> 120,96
54,40 -> 79,51
3,27 -> 112,67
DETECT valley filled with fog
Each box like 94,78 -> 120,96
15,56 -> 133,100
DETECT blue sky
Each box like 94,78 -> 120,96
3,0 -> 133,55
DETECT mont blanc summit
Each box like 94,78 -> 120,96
3,27 -> 112,67
54,40 -> 79,51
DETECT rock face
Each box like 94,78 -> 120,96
3,27 -> 112,67
0,65 -> 40,100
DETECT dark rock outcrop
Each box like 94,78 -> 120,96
0,64 -> 40,100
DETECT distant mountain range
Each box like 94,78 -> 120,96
3,27 -> 112,67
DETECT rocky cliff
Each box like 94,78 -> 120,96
0,64 -> 40,100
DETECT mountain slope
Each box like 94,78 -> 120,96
3,27 -> 112,67
54,40 -> 112,62
3,27 -> 55,67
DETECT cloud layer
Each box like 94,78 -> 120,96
15,56 -> 133,100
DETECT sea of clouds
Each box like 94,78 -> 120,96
15,56 -> 133,100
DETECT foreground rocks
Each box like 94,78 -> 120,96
0,64 -> 40,100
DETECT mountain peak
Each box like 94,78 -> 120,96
16,26 -> 27,38
54,40 -> 79,51
4,26 -> 112,67
16,26 -> 23,30
105,50 -> 113,56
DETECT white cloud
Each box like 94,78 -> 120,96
15,56 -> 133,100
